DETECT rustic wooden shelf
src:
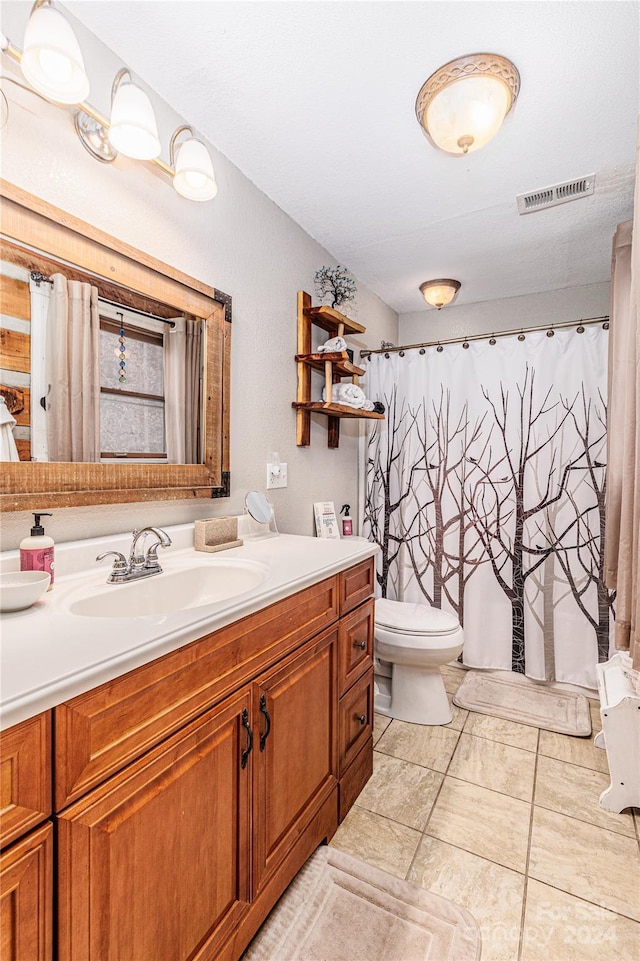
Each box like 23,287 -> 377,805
295,352 -> 366,378
292,402 -> 384,419
303,305 -> 366,336
295,290 -> 383,448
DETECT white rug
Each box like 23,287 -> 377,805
453,670 -> 592,736
242,846 -> 481,961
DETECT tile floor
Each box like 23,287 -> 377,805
330,664 -> 640,961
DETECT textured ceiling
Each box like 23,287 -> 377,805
62,1 -> 639,314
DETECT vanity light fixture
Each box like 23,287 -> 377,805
170,125 -> 218,202
1,1 -> 217,202
416,53 -> 520,155
108,68 -> 161,161
20,0 -> 90,105
419,279 -> 461,309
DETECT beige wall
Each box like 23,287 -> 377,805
0,6 -> 398,550
399,282 -> 610,346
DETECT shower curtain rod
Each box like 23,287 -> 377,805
360,315 -> 609,358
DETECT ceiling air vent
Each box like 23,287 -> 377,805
516,175 -> 595,214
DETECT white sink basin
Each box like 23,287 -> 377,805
68,560 -> 268,618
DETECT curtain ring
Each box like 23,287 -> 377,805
399,350 -> 405,357
576,325 -> 585,334
546,329 -> 554,337
603,321 -> 609,330
436,343 -> 443,353
384,352 -> 390,359
462,341 -> 469,349
419,347 -> 425,355
518,333 -> 525,341
489,336 -> 496,345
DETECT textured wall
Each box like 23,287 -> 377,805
0,6 -> 398,550
398,283 -> 610,346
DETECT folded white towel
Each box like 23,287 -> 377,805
362,399 -> 375,411
317,336 -> 348,353
322,384 -> 366,408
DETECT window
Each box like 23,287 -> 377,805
99,303 -> 168,462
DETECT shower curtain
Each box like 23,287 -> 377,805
363,324 -> 613,690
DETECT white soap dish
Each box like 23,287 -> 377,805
0,570 -> 51,612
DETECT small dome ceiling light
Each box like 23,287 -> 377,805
416,53 -> 520,155
20,0 -> 90,104
419,279 -> 461,309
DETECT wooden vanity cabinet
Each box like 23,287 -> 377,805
0,711 -> 53,961
1,556 -> 374,961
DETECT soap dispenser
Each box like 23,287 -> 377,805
20,512 -> 55,589
340,504 -> 353,537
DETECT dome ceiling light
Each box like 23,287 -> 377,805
419,279 -> 461,310
415,53 -> 520,155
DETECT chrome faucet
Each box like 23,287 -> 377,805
97,527 -> 172,584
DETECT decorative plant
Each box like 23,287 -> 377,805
314,265 -> 357,310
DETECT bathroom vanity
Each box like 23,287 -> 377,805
0,533 -> 376,961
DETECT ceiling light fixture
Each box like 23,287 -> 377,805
416,53 -> 520,155
1,2 -> 217,202
419,279 -> 461,309
20,0 -> 90,104
170,125 -> 218,202
108,68 -> 160,160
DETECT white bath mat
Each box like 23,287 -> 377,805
453,670 -> 592,736
242,845 -> 481,961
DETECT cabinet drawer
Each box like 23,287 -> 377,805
0,712 -> 51,849
338,599 -> 373,696
339,737 -> 373,823
339,558 -> 374,615
55,575 -> 339,810
0,821 -> 53,961
338,668 -> 373,776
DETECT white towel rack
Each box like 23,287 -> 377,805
595,652 -> 640,812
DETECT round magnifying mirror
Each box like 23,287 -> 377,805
245,491 -> 273,525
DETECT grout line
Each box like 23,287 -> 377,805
516,727 -> 540,961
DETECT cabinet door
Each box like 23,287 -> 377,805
253,627 -> 338,893
0,821 -> 53,961
57,691 -> 252,961
1,712 -> 51,849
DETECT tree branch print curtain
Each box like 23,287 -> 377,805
364,325 -> 613,689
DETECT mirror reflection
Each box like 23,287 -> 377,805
1,254 -> 204,464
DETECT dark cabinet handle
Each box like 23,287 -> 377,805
259,694 -> 271,751
357,714 -> 367,725
355,640 -> 367,650
241,708 -> 253,769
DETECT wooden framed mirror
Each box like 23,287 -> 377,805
0,180 -> 230,511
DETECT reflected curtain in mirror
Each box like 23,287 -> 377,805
46,273 -> 101,462
164,316 -> 202,464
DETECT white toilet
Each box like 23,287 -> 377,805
374,598 -> 464,725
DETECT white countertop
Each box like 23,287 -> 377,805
0,527 -> 378,729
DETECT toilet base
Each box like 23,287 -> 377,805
374,663 -> 453,726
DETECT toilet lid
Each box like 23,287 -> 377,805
375,598 -> 460,635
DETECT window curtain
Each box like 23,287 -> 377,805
605,126 -> 640,669
364,324 -> 612,690
163,317 -> 202,464
46,274 -> 100,462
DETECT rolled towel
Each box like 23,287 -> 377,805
317,336 -> 348,353
321,383 -> 366,408
362,399 -> 375,411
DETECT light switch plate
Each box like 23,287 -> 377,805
267,462 -> 288,489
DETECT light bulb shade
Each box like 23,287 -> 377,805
173,138 -> 217,201
419,279 -> 461,309
21,4 -> 90,104
109,81 -> 160,160
416,54 -> 519,155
